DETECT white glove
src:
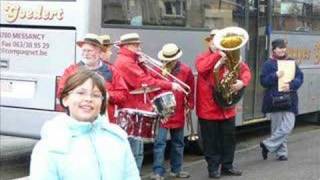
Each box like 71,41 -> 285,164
210,43 -> 217,52
231,80 -> 244,92
218,51 -> 227,64
172,82 -> 184,92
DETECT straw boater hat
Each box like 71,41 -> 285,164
205,29 -> 220,41
99,35 -> 114,52
76,33 -> 103,49
118,33 -> 142,45
99,35 -> 114,46
157,43 -> 183,62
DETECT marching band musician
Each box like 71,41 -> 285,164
57,33 -> 128,123
150,43 -> 194,180
113,33 -> 185,173
99,34 -> 114,64
195,29 -> 252,179
98,34 -> 129,123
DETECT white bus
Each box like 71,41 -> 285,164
1,0 -> 320,139
0,0 -> 94,138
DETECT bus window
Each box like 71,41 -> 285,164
272,0 -> 320,32
102,0 -> 247,28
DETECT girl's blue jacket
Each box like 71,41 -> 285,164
30,114 -> 140,180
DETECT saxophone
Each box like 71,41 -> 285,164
212,27 -> 249,108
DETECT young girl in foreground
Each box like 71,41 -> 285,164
30,69 -> 140,180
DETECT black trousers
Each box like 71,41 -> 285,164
199,117 -> 236,173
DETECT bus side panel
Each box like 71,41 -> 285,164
0,107 -> 60,139
0,0 -> 93,138
298,68 -> 320,114
1,73 -> 56,110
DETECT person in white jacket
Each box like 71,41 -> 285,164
30,68 -> 140,180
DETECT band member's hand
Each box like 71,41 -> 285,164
136,51 -> 146,63
231,80 -> 244,92
218,51 -> 227,64
210,43 -> 217,52
138,57 -> 145,63
172,82 -> 184,92
276,70 -> 285,78
161,117 -> 169,124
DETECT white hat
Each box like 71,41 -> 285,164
157,43 -> 183,62
99,35 -> 114,46
118,33 -> 142,45
76,33 -> 103,49
205,29 -> 220,41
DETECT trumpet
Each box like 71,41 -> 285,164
114,43 -> 190,95
186,107 -> 199,141
138,51 -> 191,95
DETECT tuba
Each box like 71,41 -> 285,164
212,26 -> 249,108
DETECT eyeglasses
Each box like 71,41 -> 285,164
69,90 -> 104,101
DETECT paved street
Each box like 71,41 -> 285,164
0,136 -> 37,180
142,128 -> 320,180
1,124 -> 319,180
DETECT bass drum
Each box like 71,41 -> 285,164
116,108 -> 159,142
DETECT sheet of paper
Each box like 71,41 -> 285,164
277,60 -> 296,92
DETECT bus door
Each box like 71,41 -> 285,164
242,0 -> 269,123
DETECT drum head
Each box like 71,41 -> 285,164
117,108 -> 157,118
152,92 -> 176,118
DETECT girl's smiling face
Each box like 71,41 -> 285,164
62,78 -> 103,122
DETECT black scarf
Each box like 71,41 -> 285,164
271,52 -> 289,60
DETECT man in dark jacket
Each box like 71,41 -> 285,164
260,38 -> 304,161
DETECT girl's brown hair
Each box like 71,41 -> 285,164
60,67 -> 107,115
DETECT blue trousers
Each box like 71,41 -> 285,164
152,127 -> 184,176
128,137 -> 144,173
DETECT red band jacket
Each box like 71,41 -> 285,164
195,49 -> 251,121
113,47 -> 173,111
153,61 -> 195,129
57,61 -> 128,123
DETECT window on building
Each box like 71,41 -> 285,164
273,0 -> 320,32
